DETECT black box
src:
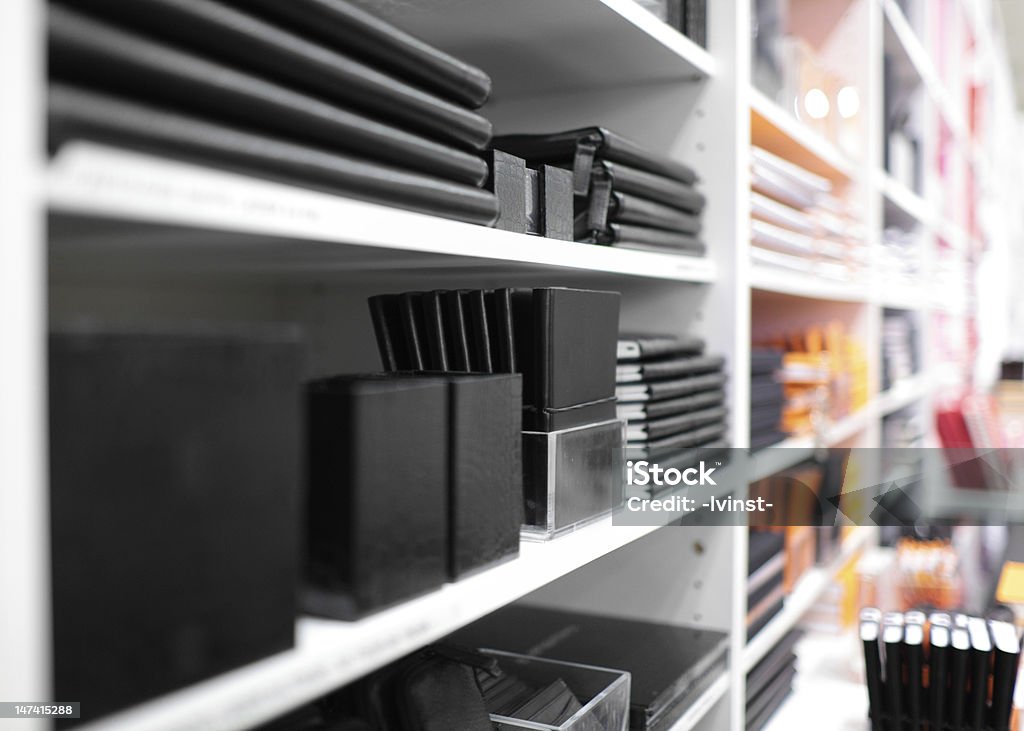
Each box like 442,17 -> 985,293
49,327 -> 304,725
304,375 -> 449,619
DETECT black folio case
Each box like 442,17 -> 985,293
49,328 -> 304,725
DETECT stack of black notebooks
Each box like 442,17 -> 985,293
494,128 -> 707,255
615,334 -> 728,465
861,610 -> 1022,731
746,629 -> 800,731
47,0 -> 500,225
748,530 -> 786,640
452,605 -> 730,731
750,348 -> 786,451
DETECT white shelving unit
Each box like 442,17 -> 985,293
7,0 -> 1019,730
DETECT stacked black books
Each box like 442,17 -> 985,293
616,334 -> 728,464
746,630 -> 800,731
493,128 -> 707,255
750,348 -> 785,451
748,530 -> 786,640
861,610 -> 1022,731
47,0 -> 500,225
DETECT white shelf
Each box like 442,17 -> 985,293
349,0 -> 714,99
879,172 -> 934,228
668,671 -> 730,731
748,406 -> 876,481
750,264 -> 871,302
742,526 -> 873,673
878,375 -> 930,415
77,518 -> 666,731
749,88 -> 859,182
47,144 -> 717,283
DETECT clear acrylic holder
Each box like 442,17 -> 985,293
483,649 -> 630,731
521,418 -> 625,541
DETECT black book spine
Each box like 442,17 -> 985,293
398,292 -> 427,371
489,150 -> 527,233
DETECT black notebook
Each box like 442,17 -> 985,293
452,605 -> 729,731
626,406 -> 727,441
606,191 -> 702,234
627,422 -> 727,459
64,0 -> 493,150
493,127 -> 698,196
617,389 -> 725,422
49,85 -> 501,226
47,6 -> 489,187
605,230 -> 707,256
228,0 -> 492,108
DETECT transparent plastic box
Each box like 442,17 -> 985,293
483,649 -> 630,731
521,418 -> 625,540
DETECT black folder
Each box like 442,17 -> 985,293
63,0 -> 492,150
989,619 -> 1021,731
47,7 -> 489,186
616,372 -> 728,403
486,289 -> 517,373
594,160 -> 705,213
582,220 -> 706,254
398,292 -> 428,371
224,0 -> 492,108
493,127 -> 698,196
860,608 -> 884,731
368,294 -> 410,371
617,389 -> 725,422
618,334 -> 705,362
49,85 -> 501,226
617,354 -> 725,384
626,406 -> 727,441
441,291 -> 472,373
422,291 -> 450,371
462,290 -> 494,374
627,422 -> 727,459
607,192 -> 702,234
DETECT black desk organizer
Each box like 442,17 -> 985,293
304,372 -> 523,620
49,326 -> 305,725
369,286 -> 625,541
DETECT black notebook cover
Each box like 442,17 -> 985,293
64,0 -> 492,150
617,354 -> 725,384
966,616 -> 993,731
493,127 -> 698,196
616,372 -> 727,403
989,619 -> 1021,731
49,85 -> 500,226
398,292 -> 428,371
583,221 -> 706,254
608,191 -> 702,234
228,0 -> 492,108
489,150 -> 528,233
368,294 -> 410,371
748,530 -> 785,576
596,160 -> 705,213
451,606 -> 728,731
441,291 -> 472,372
512,287 -> 620,411
627,423 -> 727,459
47,7 -> 489,187
540,164 -> 575,241
422,291 -> 450,371
486,289 -> 518,373
746,664 -> 795,731
461,290 -> 494,373
617,333 -> 705,362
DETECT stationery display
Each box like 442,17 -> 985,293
750,347 -> 785,451
493,128 -> 706,255
452,605 -> 729,731
49,327 -> 305,725
616,333 -> 728,464
48,0 -> 501,225
860,609 -> 1021,731
304,372 -> 523,619
746,630 -> 800,730
750,146 -> 867,281
368,287 -> 624,539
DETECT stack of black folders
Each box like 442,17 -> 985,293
860,608 -> 1022,731
492,128 -> 707,255
616,333 -> 728,474
747,530 -> 786,640
47,0 -> 500,224
750,348 -> 786,451
746,629 -> 801,730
